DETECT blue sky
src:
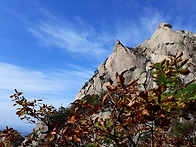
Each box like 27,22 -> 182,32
0,0 -> 196,134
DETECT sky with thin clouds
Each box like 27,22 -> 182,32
0,0 -> 196,134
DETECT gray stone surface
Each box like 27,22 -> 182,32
75,22 -> 196,100
22,121 -> 48,146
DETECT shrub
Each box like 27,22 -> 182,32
0,52 -> 195,146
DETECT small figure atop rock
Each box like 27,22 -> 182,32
157,23 -> 172,29
116,39 -> 121,44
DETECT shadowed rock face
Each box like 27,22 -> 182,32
75,23 -> 196,100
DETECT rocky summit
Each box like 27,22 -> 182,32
75,22 -> 196,100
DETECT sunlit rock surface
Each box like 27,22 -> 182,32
75,22 -> 196,100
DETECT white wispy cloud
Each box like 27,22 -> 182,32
140,7 -> 168,34
110,8 -> 168,47
0,62 -> 61,92
10,5 -> 170,56
0,62 -> 92,93
28,17 -> 110,56
0,61 -> 94,131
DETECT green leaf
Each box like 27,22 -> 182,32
21,110 -> 25,115
166,82 -> 175,87
166,77 -> 176,83
106,122 -> 113,128
111,128 -> 114,135
155,63 -> 162,70
151,70 -> 159,75
155,72 -> 166,84
82,99 -> 87,104
166,77 -> 176,87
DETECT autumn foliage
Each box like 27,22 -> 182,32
0,53 -> 196,146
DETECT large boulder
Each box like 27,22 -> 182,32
75,23 -> 196,100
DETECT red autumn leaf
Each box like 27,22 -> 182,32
94,117 -> 99,123
28,101 -> 34,106
16,111 -> 21,116
18,92 -> 23,96
139,91 -> 148,102
10,94 -> 15,98
162,96 -> 177,103
179,69 -> 190,75
0,134 -> 7,138
176,52 -> 183,60
15,89 -> 18,93
31,120 -> 36,123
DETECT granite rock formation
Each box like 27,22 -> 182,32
26,22 -> 196,146
21,121 -> 48,146
75,22 -> 196,100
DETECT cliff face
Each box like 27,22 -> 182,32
75,23 -> 196,100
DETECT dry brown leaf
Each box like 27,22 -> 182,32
141,109 -> 150,116
104,82 -> 117,91
102,92 -> 110,104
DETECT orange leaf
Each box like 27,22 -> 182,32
142,109 -> 150,116
102,92 -> 111,104
83,131 -> 89,134
127,99 -> 135,107
75,107 -> 79,114
75,137 -> 81,142
127,79 -> 138,87
16,111 -> 21,116
68,116 -> 76,124
51,131 -> 57,135
104,82 -> 117,92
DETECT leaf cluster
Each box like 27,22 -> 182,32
0,126 -> 24,147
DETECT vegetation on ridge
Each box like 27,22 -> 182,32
0,52 -> 196,146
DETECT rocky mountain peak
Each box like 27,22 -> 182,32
113,39 -> 124,52
75,23 -> 196,100
146,23 -> 182,50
